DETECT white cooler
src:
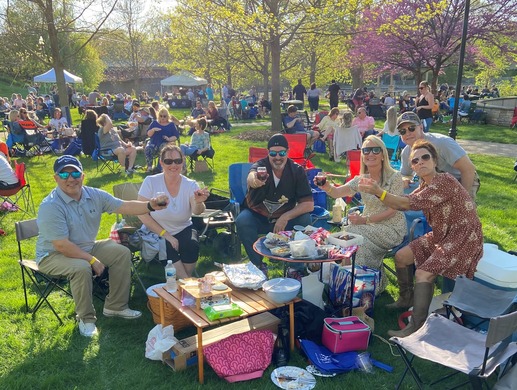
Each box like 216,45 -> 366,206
474,243 -> 517,290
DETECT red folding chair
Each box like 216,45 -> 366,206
284,134 -> 315,169
0,162 -> 35,222
344,150 -> 362,206
248,147 -> 269,162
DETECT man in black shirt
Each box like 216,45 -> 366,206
327,80 -> 340,109
292,79 -> 307,107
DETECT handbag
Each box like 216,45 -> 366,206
321,316 -> 371,353
203,330 -> 275,382
194,160 -> 209,172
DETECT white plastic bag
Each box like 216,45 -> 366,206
145,324 -> 177,361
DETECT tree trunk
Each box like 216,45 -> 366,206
309,50 -> 317,84
351,66 -> 363,90
270,33 -> 281,132
43,3 -> 67,108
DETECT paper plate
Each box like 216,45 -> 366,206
271,366 -> 316,390
212,283 -> 228,291
306,365 -> 337,377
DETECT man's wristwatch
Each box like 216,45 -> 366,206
147,202 -> 155,212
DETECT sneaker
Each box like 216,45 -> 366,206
78,320 -> 98,337
125,169 -> 134,176
103,307 -> 142,319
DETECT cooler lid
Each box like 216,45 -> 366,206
475,244 -> 517,284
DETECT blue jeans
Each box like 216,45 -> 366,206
235,208 -> 312,266
422,117 -> 432,133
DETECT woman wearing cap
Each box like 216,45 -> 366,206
137,144 -> 209,278
97,113 -> 137,175
144,107 -> 180,173
358,140 -> 483,337
316,135 -> 406,294
415,81 -> 434,132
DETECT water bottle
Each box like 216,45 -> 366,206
164,260 -> 177,292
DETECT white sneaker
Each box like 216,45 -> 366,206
103,307 -> 142,319
79,320 -> 98,337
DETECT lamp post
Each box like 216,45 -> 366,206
448,0 -> 471,140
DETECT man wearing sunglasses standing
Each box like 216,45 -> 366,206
235,134 -> 314,277
35,155 -> 169,337
398,112 -> 479,199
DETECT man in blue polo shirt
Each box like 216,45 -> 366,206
36,155 -> 168,337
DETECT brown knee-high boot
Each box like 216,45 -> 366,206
386,266 -> 414,310
388,282 -> 434,338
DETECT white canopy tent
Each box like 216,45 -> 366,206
160,71 -> 207,88
33,68 -> 83,84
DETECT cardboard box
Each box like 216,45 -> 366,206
162,311 -> 280,371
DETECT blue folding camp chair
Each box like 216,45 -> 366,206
382,133 -> 402,170
92,133 -> 120,173
228,163 -> 252,216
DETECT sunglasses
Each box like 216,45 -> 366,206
269,150 -> 287,157
419,87 -> 425,89
57,171 -> 82,180
162,158 -> 183,165
159,115 -> 168,118
362,147 -> 382,155
398,126 -> 417,136
411,153 -> 432,166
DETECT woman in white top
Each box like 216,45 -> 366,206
307,82 -> 322,113
0,154 -> 19,189
318,107 -> 340,160
137,145 -> 209,278
48,108 -> 70,132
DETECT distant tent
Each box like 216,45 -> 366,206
33,68 -> 83,84
160,71 -> 207,87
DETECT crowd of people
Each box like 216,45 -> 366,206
0,77 -> 491,341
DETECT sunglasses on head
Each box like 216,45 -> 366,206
57,171 -> 82,180
162,158 -> 183,165
269,150 -> 287,157
362,147 -> 382,155
411,153 -> 431,165
398,126 -> 417,136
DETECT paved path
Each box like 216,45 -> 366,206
232,122 -> 517,158
457,139 -> 516,158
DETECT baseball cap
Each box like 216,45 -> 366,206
267,134 -> 288,149
396,111 -> 421,129
53,155 -> 83,173
132,100 -> 140,107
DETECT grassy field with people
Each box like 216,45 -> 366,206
0,93 -> 516,389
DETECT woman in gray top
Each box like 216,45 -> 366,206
97,114 -> 137,175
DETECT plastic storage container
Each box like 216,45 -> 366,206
474,243 -> 517,290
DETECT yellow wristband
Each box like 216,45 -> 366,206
89,257 -> 96,265
159,229 -> 166,237
327,186 -> 333,195
380,190 -> 387,201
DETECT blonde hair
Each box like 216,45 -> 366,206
158,107 -> 169,120
9,109 -> 19,122
340,109 -> 353,128
96,113 -> 111,127
385,106 -> 397,134
360,135 -> 397,187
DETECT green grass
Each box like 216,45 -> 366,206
0,100 -> 516,388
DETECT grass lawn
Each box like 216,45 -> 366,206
0,100 -> 516,389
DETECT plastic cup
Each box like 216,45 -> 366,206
257,167 -> 267,181
156,191 -> 167,206
315,172 -> 327,186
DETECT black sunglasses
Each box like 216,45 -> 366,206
411,153 -> 432,165
419,86 -> 425,89
162,158 -> 183,165
159,115 -> 168,118
57,171 -> 82,180
398,126 -> 417,136
362,147 -> 382,155
269,150 -> 287,157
